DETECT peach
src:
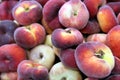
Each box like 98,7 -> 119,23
42,0 -> 66,34
35,0 -> 49,6
106,25 -> 120,58
20,0 -> 49,7
75,41 -> 115,78
0,72 -> 18,80
107,2 -> 120,15
0,1 -> 18,20
41,18 -> 53,34
58,0 -> 89,30
97,5 -> 119,33
44,34 -> 53,47
80,19 -> 101,34
0,43 -> 27,72
14,23 -> 46,49
28,44 -> 55,70
86,33 -> 107,44
12,0 -> 42,25
59,48 -> 78,69
49,62 -> 82,80
111,56 -> 120,74
51,27 -> 83,49
17,60 -> 49,80
0,20 -> 18,46
84,0 -> 106,18
52,45 -> 61,57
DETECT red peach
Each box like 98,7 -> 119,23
86,33 -> 107,44
59,48 -> 78,69
51,28 -> 83,49
80,19 -> 101,34
12,0 -> 42,25
107,2 -> 120,15
14,23 -> 46,49
97,5 -> 119,33
0,43 -> 27,72
0,1 -> 18,20
84,0 -> 106,18
42,0 -> 66,34
106,25 -> 120,58
111,56 -> 120,74
17,60 -> 49,80
75,42 -> 115,78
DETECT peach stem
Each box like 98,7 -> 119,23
95,50 -> 105,59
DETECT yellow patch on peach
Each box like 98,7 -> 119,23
15,7 -> 25,15
29,5 -> 37,9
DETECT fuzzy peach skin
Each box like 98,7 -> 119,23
0,72 -> 18,80
59,48 -> 78,69
0,43 -> 27,72
20,0 -> 49,7
107,2 -> 120,15
86,33 -> 107,44
28,44 -> 55,70
84,0 -> 106,18
17,60 -> 49,80
51,27 -> 83,49
111,56 -> 120,74
97,5 -> 118,33
0,1 -> 18,20
0,20 -> 18,46
106,25 -> 120,58
58,0 -> 89,30
42,0 -> 65,34
12,0 -> 42,25
80,19 -> 101,34
14,23 -> 46,49
49,62 -> 82,80
75,41 -> 115,78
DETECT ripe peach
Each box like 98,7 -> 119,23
84,0 -> 106,18
75,41 -> 115,78
86,33 -> 107,44
59,0 -> 89,30
12,0 -> 42,25
20,0 -> 49,7
42,0 -> 65,33
106,25 -> 120,58
51,27 -> 83,49
59,48 -> 78,69
17,60 -> 49,80
80,19 -> 101,34
111,56 -> 120,74
97,5 -> 118,33
14,23 -> 46,49
49,62 -> 82,80
107,2 -> 120,15
0,1 -> 18,20
0,43 -> 27,72
0,72 -> 18,80
0,20 -> 18,46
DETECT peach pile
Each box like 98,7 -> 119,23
0,0 -> 120,80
